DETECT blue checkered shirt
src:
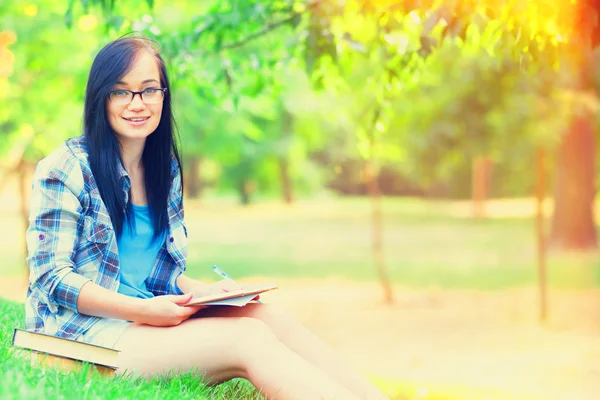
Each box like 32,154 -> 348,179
25,137 -> 187,340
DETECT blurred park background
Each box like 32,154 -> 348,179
2,0 -> 600,399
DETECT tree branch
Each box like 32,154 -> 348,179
190,0 -> 325,56
219,12 -> 300,51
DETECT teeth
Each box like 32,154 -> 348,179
126,118 -> 147,122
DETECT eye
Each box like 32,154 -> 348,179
111,90 -> 130,97
142,88 -> 164,102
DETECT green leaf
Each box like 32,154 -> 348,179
80,0 -> 90,13
65,0 -> 75,29
214,33 -> 223,52
103,15 -> 125,32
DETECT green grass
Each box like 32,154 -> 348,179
2,196 -> 600,289
0,299 -> 264,399
182,197 -> 600,289
0,299 -> 426,400
179,196 -> 600,289
3,196 -> 570,399
0,298 -> 539,400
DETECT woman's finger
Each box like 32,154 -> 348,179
170,293 -> 194,304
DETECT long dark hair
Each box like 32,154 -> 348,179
84,35 -> 182,241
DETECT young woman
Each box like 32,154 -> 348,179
25,36 -> 389,400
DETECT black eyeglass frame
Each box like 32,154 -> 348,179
107,88 -> 168,104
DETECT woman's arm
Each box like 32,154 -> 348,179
177,273 -> 211,294
27,153 -> 91,313
77,281 -> 145,320
76,274 -> 249,325
77,281 -> 200,326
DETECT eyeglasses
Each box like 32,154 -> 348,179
108,88 -> 167,105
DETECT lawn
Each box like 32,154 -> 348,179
1,196 -> 595,399
0,299 -> 270,400
0,298 -> 462,400
1,196 -> 599,289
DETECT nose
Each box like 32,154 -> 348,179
128,92 -> 146,110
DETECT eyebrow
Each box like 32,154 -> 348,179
116,79 -> 160,85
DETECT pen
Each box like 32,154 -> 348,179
211,265 -> 262,304
212,265 -> 233,280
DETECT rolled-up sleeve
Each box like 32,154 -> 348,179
26,152 -> 90,313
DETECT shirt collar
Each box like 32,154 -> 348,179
117,161 -> 131,201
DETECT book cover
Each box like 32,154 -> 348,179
12,328 -> 119,375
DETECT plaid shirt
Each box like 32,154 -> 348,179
25,136 -> 187,340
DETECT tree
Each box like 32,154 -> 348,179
1,0 -> 101,269
548,0 -> 600,250
53,0 -> 600,312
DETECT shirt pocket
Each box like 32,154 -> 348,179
84,216 -> 112,244
74,216 -> 114,281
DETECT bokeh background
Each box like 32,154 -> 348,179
2,0 -> 600,399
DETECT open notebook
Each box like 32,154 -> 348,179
184,283 -> 278,307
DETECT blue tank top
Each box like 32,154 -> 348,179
116,204 -> 165,299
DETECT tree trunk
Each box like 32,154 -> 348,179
550,116 -> 597,250
365,160 -> 393,304
279,107 -> 294,204
366,108 -> 393,304
186,156 -> 201,199
279,159 -> 293,204
472,156 -> 492,219
238,179 -> 255,206
536,148 -> 548,322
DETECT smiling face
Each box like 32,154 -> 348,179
106,50 -> 163,146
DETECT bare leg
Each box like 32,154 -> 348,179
196,304 -> 389,400
114,317 -> 360,400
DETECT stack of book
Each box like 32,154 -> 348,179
11,328 -> 119,376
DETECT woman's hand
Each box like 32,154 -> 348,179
210,279 -> 245,293
190,279 -> 245,297
135,293 -> 204,327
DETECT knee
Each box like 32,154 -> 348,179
249,304 -> 302,338
236,317 -> 277,341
